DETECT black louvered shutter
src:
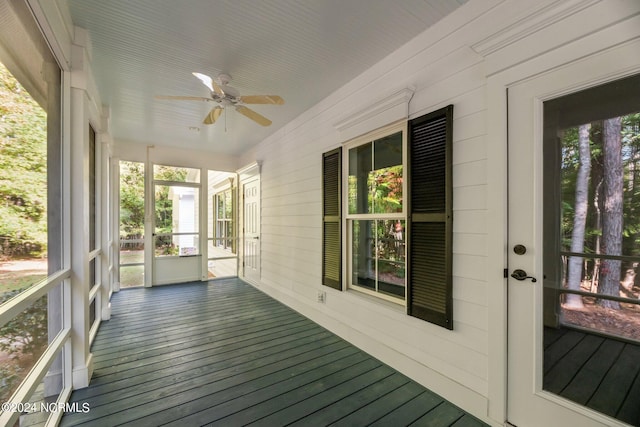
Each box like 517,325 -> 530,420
407,105 -> 453,329
322,148 -> 342,290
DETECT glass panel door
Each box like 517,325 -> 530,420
152,165 -> 201,285
507,69 -> 640,427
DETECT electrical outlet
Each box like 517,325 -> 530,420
317,291 -> 326,303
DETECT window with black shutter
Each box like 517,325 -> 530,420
322,147 -> 342,290
407,105 -> 453,329
323,106 -> 453,329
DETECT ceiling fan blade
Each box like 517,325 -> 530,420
193,72 -> 225,96
155,95 -> 211,101
240,95 -> 285,105
192,72 -> 215,92
235,106 -> 272,126
203,107 -> 223,125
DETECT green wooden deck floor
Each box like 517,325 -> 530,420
61,279 -> 488,426
544,326 -> 640,425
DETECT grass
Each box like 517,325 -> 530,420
0,272 -> 47,297
119,265 -> 144,287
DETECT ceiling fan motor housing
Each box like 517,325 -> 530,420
216,73 -> 232,86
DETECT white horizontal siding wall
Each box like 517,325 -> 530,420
238,0 -> 640,424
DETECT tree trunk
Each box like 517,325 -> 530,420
589,122 -> 604,293
590,178 -> 603,293
566,124 -> 591,308
599,117 -> 623,309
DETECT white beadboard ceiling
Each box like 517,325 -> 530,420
66,0 -> 468,156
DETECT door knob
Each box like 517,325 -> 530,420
511,269 -> 537,282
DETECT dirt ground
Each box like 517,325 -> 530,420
0,258 -> 48,272
562,282 -> 640,341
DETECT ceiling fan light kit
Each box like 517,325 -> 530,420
156,72 -> 284,127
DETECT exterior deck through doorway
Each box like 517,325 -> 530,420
60,279 -> 487,426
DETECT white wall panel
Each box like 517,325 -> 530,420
454,277 -> 488,307
453,233 -> 487,257
453,160 -> 487,186
454,136 -> 486,165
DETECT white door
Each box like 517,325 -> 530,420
506,51 -> 640,426
243,177 -> 260,282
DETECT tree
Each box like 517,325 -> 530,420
119,161 -> 145,246
621,113 -> 640,291
599,117 -> 623,309
566,124 -> 591,308
0,63 -> 47,257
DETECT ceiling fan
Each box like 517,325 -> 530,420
156,72 -> 284,127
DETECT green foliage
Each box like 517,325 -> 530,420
372,166 -> 403,213
119,163 -> 194,254
119,161 -> 145,242
152,166 -> 188,235
348,166 -> 403,214
0,63 -> 47,257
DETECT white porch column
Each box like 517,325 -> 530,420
69,85 -> 93,388
69,27 -> 103,388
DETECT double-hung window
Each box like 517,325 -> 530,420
346,125 -> 406,301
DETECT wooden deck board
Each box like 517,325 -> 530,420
587,343 -> 640,419
73,330 -> 340,402
329,381 -> 427,426
369,391 -> 443,426
560,338 -> 624,405
129,353 -> 383,426
544,326 -> 640,426
451,414 -> 487,427
543,329 -> 586,373
543,333 -> 604,394
615,367 -> 640,425
193,360 -> 391,426
67,335 -> 352,423
242,363 -> 397,427
409,402 -> 465,427
92,313 -> 309,371
61,279 -> 488,427
286,372 -> 409,426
